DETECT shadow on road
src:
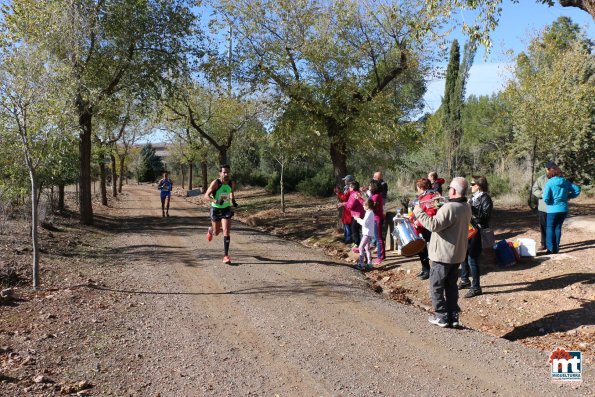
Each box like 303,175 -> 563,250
484,272 -> 594,295
87,279 -> 364,298
502,299 -> 594,341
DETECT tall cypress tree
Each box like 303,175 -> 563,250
442,40 -> 460,177
442,39 -> 477,177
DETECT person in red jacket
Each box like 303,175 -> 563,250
335,175 -> 354,244
428,171 -> 445,195
344,181 -> 365,253
411,178 -> 439,280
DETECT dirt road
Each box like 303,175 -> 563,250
40,185 -> 594,395
75,187 -> 594,396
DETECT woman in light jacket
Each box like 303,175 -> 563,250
543,166 -> 581,254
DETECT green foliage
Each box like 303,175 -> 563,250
503,17 -> 594,184
234,170 -> 268,188
265,167 -> 318,195
213,0 -> 431,179
296,169 -> 335,198
138,144 -> 164,182
485,174 -> 510,198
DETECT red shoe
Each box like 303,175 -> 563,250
223,255 -> 231,264
351,247 -> 360,254
373,258 -> 383,265
206,227 -> 213,242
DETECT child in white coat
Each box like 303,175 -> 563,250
353,199 -> 376,271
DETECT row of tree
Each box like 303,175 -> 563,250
0,1 -> 593,289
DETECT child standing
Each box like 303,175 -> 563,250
353,199 -> 376,271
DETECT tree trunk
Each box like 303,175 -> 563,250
328,122 -> 348,186
78,110 -> 94,225
201,160 -> 208,193
29,170 -> 40,289
118,156 -> 125,193
280,162 -> 285,213
99,160 -> 108,206
188,160 -> 193,190
181,164 -> 186,190
110,153 -> 118,197
58,184 -> 65,212
218,148 -> 228,168
50,185 -> 55,213
528,138 -> 538,209
328,121 -> 347,229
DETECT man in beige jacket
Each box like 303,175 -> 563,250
414,177 -> 472,328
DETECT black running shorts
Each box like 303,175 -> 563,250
210,206 -> 233,221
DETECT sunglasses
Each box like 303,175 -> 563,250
471,182 -> 477,186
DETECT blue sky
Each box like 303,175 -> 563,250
423,1 -> 595,112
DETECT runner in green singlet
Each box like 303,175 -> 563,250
204,164 -> 237,265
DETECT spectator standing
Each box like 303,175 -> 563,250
335,175 -> 354,245
373,171 -> 389,201
543,166 -> 581,254
413,177 -> 471,328
368,180 -> 385,265
428,171 -> 445,195
411,178 -> 438,280
353,199 -> 376,271
458,175 -> 493,298
531,160 -> 557,250
343,181 -> 365,252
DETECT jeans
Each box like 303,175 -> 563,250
429,261 -> 460,321
460,233 -> 481,290
343,221 -> 353,244
373,219 -> 385,260
546,211 -> 567,253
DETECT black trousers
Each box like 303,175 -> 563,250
538,211 -> 547,247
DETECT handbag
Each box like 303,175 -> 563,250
467,224 -> 477,240
480,227 -> 495,249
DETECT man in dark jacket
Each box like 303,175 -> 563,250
428,171 -> 445,195
373,171 -> 388,201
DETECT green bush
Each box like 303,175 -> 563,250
297,170 -> 335,197
486,174 -> 510,198
265,167 -> 318,194
233,170 -> 268,187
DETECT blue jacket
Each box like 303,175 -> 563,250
543,176 -> 581,213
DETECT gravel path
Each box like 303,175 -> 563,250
84,185 -> 593,396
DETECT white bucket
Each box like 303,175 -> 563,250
516,238 -> 536,257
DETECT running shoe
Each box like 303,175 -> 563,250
372,258 -> 383,265
429,316 -> 449,328
223,255 -> 231,265
351,247 -> 360,254
206,227 -> 213,242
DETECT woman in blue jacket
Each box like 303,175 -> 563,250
542,166 -> 581,254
